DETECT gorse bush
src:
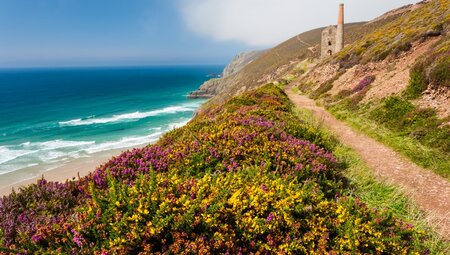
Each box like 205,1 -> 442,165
32,170 -> 424,254
90,109 -> 340,195
369,97 -> 415,126
0,85 -> 431,254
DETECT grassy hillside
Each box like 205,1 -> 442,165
198,23 -> 365,110
1,85 -> 445,254
295,0 -> 450,178
198,9 -> 414,113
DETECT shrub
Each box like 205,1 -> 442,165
311,81 -> 334,99
311,72 -> 344,100
404,64 -> 428,99
405,35 -> 449,96
374,48 -> 392,61
338,54 -> 362,69
336,82 -> 372,112
334,89 -> 353,100
352,75 -> 376,93
393,42 -> 412,56
296,81 -> 315,93
369,96 -> 415,129
20,170 -> 427,254
429,57 -> 450,87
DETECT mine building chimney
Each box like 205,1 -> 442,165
335,3 -> 344,53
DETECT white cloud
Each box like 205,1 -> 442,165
179,0 -> 420,47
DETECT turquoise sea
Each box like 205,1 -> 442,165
0,66 -> 221,184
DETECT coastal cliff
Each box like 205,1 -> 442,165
187,50 -> 264,99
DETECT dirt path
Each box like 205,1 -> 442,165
285,86 -> 450,239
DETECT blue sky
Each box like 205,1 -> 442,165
0,0 -> 419,67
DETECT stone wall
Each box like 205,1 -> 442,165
321,26 -> 337,58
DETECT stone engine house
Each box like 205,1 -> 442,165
321,3 -> 344,58
321,26 -> 338,57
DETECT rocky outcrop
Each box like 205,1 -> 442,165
222,51 -> 264,77
187,78 -> 223,99
188,51 -> 264,99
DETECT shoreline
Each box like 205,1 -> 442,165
0,146 -> 145,197
0,114 -> 197,197
0,111 -> 199,197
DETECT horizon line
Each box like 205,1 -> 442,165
0,63 -> 227,70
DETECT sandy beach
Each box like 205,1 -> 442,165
0,147 -> 134,197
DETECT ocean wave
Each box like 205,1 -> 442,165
0,133 -> 164,176
22,140 -> 95,151
84,132 -> 163,154
0,146 -> 34,165
0,140 -> 96,170
59,102 -> 201,127
0,117 -> 192,176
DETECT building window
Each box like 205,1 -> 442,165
328,41 -> 332,46
328,50 -> 333,56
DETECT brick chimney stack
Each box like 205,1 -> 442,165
335,3 -> 344,53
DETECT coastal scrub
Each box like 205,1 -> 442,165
0,85 -> 431,254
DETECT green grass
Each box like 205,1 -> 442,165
328,105 -> 450,180
292,107 -> 450,253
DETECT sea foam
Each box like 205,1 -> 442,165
0,117 -> 188,176
59,102 -> 201,127
84,132 -> 163,154
22,140 -> 96,150
0,146 -> 33,165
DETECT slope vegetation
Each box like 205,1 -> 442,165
286,84 -> 450,239
196,11 -> 414,112
0,85 -> 439,254
295,0 -> 450,178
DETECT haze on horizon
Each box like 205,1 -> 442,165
0,0 -> 419,68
